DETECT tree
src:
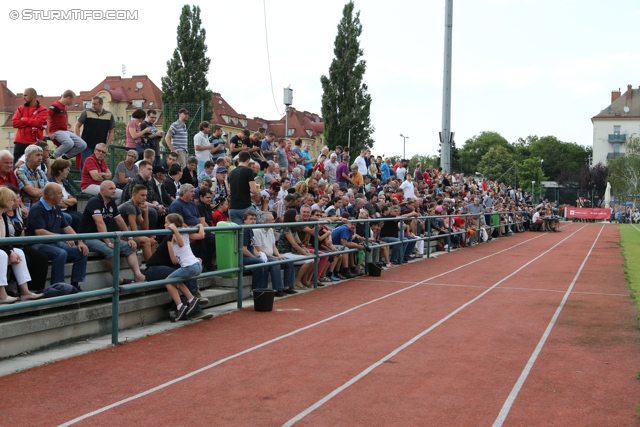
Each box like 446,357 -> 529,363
476,146 -> 516,183
458,131 -> 511,175
410,153 -> 439,173
320,1 -> 374,153
161,5 -> 213,117
528,136 -> 590,181
608,135 -> 640,204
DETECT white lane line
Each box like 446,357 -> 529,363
492,225 -> 605,427
282,226 -> 588,426
58,227 -> 581,426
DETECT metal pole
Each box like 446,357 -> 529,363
236,227 -> 244,309
440,0 -> 454,173
111,234 -> 121,345
285,107 -> 289,139
313,225 -> 319,288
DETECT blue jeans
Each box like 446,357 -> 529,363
144,265 -> 201,316
402,234 -> 417,258
264,257 -> 294,290
380,236 -> 401,264
83,239 -> 136,259
32,242 -> 88,285
244,257 -> 267,290
81,146 -> 94,169
167,262 -> 202,280
229,207 -> 250,225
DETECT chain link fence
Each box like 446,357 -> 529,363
162,102 -> 205,157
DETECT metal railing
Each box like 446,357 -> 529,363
0,211 -> 525,345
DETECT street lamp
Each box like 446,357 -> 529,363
531,181 -> 535,201
400,134 -> 409,159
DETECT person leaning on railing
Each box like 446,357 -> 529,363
252,211 -> 296,296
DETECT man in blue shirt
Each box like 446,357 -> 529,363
25,182 -> 89,289
168,183 -> 215,270
331,221 -> 366,279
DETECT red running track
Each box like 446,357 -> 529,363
2,223 -> 639,426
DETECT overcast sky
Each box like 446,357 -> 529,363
2,0 -> 639,158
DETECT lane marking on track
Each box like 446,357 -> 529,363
58,226 -> 583,427
492,225 -> 605,427
282,226 -> 590,426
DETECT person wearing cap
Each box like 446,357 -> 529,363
214,165 -> 230,200
151,165 -> 173,207
163,163 -> 182,202
165,108 -> 190,168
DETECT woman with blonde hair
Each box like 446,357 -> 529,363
294,180 -> 308,197
0,187 -> 42,303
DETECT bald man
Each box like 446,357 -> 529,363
11,88 -> 48,163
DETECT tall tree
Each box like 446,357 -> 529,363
320,1 -> 374,153
161,5 -> 213,116
458,131 -> 511,175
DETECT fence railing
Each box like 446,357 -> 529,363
0,211 -> 525,345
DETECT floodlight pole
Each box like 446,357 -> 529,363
440,0 -> 453,173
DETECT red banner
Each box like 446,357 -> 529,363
565,207 -> 612,220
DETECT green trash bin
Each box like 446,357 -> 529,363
215,221 -> 239,278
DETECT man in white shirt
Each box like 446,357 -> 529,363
353,149 -> 368,175
400,174 -> 416,199
194,121 -> 213,175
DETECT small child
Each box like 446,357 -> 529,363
198,160 -> 215,182
165,213 -> 205,321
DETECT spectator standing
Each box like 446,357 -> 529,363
139,109 -> 164,166
12,88 -> 47,162
126,108 -> 152,159
275,138 -> 289,172
194,121 -> 213,175
165,108 -> 190,168
260,132 -> 277,161
336,155 -> 350,189
209,125 -> 227,161
353,150 -> 368,176
75,96 -> 116,167
228,151 -> 257,225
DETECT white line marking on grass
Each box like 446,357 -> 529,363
492,225 -> 605,427
281,227 -> 588,426
58,227 -> 583,427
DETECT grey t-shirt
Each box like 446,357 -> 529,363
114,162 -> 138,186
276,147 -> 288,170
118,200 -> 141,223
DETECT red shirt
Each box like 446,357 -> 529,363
81,154 -> 108,190
212,209 -> 228,226
0,171 -> 18,187
12,102 -> 47,144
47,100 -> 68,134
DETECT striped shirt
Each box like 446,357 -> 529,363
168,120 -> 188,153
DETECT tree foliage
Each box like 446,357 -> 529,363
161,5 -> 213,119
528,136 -> 590,181
409,153 -> 440,173
458,131 -> 511,175
608,135 -> 640,203
477,146 -> 515,183
320,1 -> 374,153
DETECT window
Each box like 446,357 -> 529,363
133,100 -> 144,108
614,125 -> 621,135
222,115 -> 229,124
7,131 -> 15,140
306,129 -> 313,137
83,101 -> 92,109
614,143 -> 620,154
241,119 -> 247,127
287,128 -> 294,136
232,117 -> 238,125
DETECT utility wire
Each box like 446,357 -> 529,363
264,0 -> 283,116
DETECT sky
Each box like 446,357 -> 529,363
2,0 -> 640,159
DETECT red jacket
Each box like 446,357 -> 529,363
12,101 -> 47,144
47,100 -> 68,134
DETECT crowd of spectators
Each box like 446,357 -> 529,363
3,98 -> 560,315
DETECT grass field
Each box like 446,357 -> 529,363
619,224 -> 640,320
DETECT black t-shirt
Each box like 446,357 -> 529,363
230,135 -> 247,151
380,214 -> 399,238
146,236 -> 175,267
228,165 -> 254,209
79,195 -> 120,233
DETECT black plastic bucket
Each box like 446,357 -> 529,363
252,289 -> 275,312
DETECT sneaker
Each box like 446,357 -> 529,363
343,271 -> 356,279
319,276 -> 332,283
190,312 -> 213,321
274,290 -> 286,297
444,244 -> 449,251
194,291 -> 209,306
330,275 -> 341,281
185,297 -> 200,317
336,273 -> 346,280
284,288 -> 298,294
175,303 -> 188,321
